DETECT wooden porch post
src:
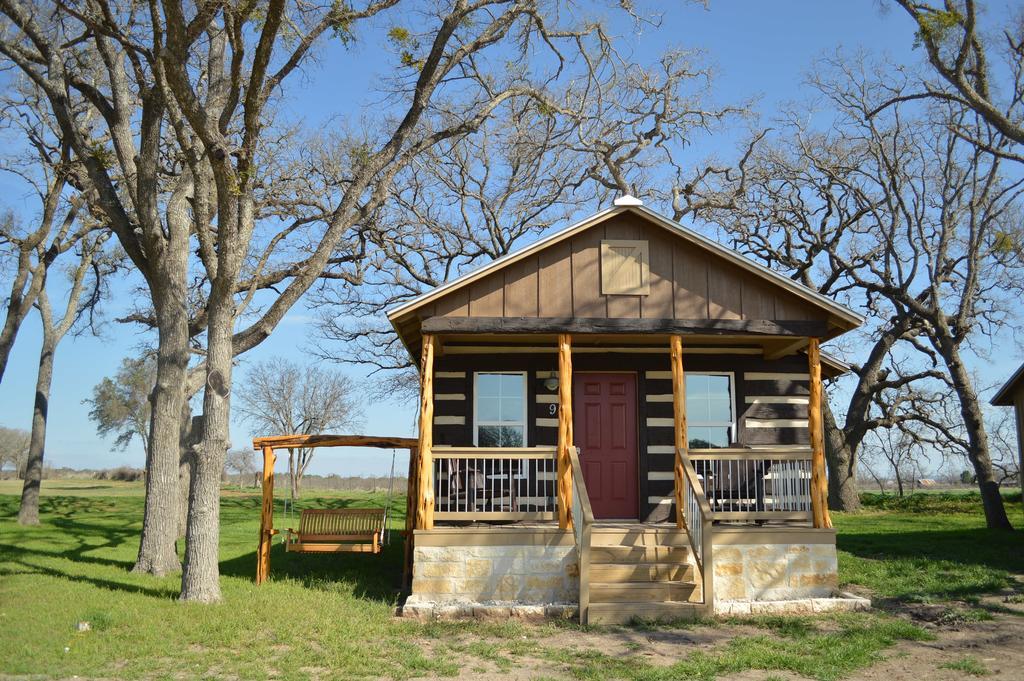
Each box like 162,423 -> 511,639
807,338 -> 832,529
403,446 -> 419,588
557,333 -> 574,530
256,445 -> 276,584
417,336 -> 436,530
670,335 -> 687,529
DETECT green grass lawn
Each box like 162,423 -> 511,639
835,492 -> 1023,603
0,481 -> 1020,680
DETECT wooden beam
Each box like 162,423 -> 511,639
421,316 -> 832,337
807,338 -> 832,529
557,333 -> 574,530
418,335 -> 436,530
256,445 -> 276,585
252,433 -> 417,450
763,337 -> 809,360
670,335 -> 687,529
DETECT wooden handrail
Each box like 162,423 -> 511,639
432,446 -> 557,459
678,449 -> 713,518
567,446 -> 594,624
689,449 -> 812,461
568,447 -> 594,526
678,448 -> 713,613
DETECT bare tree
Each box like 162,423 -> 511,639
224,449 -> 258,488
0,82 -> 94,385
986,407 -> 1021,487
0,2 -> 204,573
712,54 -> 1021,527
887,1 -> 1024,160
235,358 -> 362,499
85,355 -> 156,452
861,427 -> 929,498
18,231 -> 113,524
0,425 -> 30,477
316,50 -> 754,397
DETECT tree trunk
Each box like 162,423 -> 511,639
940,338 -> 1013,529
823,399 -> 861,512
180,296 -> 233,602
134,284 -> 190,575
178,409 -> 200,540
17,334 -> 55,525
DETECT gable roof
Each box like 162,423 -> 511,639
386,204 -> 864,329
991,362 -> 1024,406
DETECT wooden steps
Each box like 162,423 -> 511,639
585,524 -> 703,625
590,562 -> 693,582
588,601 -> 702,625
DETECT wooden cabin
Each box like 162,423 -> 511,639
390,197 -> 865,624
990,364 -> 1024,495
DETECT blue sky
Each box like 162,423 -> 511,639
0,2 -> 1018,477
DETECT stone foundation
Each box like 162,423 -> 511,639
405,526 -> 861,621
714,593 -> 870,616
712,540 -> 839,603
408,528 -> 578,613
401,601 -> 578,622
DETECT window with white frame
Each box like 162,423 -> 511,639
686,373 -> 734,448
474,372 -> 528,447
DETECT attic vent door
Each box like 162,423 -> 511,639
601,240 -> 650,295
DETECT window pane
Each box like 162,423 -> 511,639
477,396 -> 500,422
477,373 -> 501,398
475,373 -> 526,446
499,373 -> 523,396
499,426 -> 524,447
478,425 -> 501,447
685,374 -> 708,397
499,396 -> 523,423
707,397 -> 732,422
689,426 -> 730,449
706,374 -> 731,395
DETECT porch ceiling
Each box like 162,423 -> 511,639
424,333 -> 849,378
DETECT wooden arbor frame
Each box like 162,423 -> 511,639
253,433 -> 417,585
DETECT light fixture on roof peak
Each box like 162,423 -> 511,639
613,194 -> 643,207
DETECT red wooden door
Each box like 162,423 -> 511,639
573,372 -> 639,519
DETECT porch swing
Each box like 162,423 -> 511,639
282,448 -> 399,555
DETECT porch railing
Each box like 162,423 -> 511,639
432,446 -> 558,521
568,446 -> 593,624
678,448 -> 713,609
689,448 -> 813,522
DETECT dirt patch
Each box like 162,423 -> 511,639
410,603 -> 1024,680
842,613 -> 1024,681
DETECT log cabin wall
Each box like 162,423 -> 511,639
430,351 -> 811,521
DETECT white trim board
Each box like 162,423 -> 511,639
745,396 -> 809,405
746,418 -> 809,429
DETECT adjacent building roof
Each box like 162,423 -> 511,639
991,362 -> 1024,406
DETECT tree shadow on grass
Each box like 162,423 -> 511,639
219,539 -> 406,605
0,555 -> 179,599
838,526 -> 1024,602
217,492 -> 408,605
838,527 -> 1023,573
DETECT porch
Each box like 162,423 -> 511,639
407,331 -> 838,624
